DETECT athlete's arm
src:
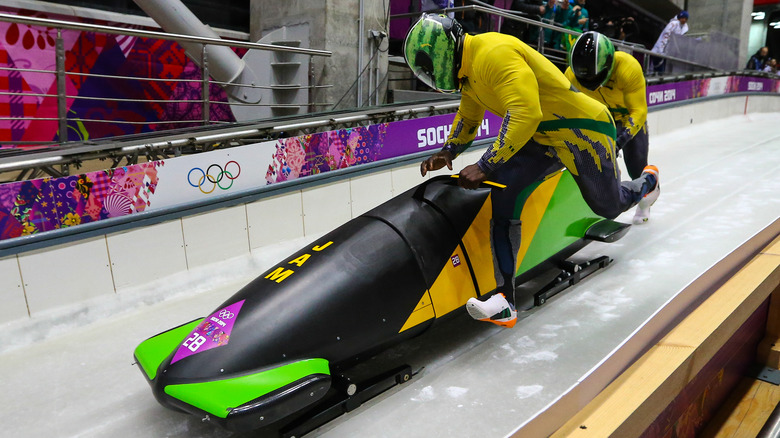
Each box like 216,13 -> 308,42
421,93 -> 485,176
620,58 -> 648,139
441,93 -> 485,159
476,55 -> 543,174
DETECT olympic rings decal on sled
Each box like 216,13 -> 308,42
187,161 -> 241,194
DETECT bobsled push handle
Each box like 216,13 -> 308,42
449,175 -> 507,189
412,175 -> 505,201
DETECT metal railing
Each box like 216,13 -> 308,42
0,3 -> 748,183
0,98 -> 461,179
392,5 -> 718,74
0,12 -> 332,147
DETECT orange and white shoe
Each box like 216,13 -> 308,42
633,165 -> 660,225
466,293 -> 517,328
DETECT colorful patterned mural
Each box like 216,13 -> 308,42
0,161 -> 162,239
0,7 -> 237,147
265,125 -> 387,184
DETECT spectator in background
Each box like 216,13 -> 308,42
421,0 -> 455,17
540,0 -> 557,46
501,0 -> 547,41
455,0 -> 491,33
570,0 -> 589,32
763,58 -> 777,75
650,10 -> 689,75
746,46 -> 769,71
549,0 -> 573,49
512,0 -> 546,17
617,16 -> 639,41
600,16 -> 638,42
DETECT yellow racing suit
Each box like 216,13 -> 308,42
437,33 -> 656,303
444,32 -> 617,179
565,51 -> 650,178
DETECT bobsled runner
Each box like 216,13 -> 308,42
134,169 -> 630,435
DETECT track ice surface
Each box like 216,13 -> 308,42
1,113 -> 779,438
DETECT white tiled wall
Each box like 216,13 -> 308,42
181,205 -> 250,269
106,221 -> 188,290
391,163 -> 427,196
17,237 -> 114,316
350,171 -> 394,217
301,181 -> 352,236
0,255 -> 27,324
246,191 -> 304,250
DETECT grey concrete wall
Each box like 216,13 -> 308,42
683,0 -> 753,66
250,0 -> 389,113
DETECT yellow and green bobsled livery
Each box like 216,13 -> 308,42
134,170 -> 628,434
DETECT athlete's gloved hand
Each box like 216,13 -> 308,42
616,128 -> 632,152
458,163 -> 487,189
420,150 -> 453,176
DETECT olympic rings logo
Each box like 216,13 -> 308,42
218,309 -> 234,320
188,161 -> 241,194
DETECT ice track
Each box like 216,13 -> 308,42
1,113 -> 779,438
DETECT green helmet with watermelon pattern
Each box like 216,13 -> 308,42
404,13 -> 464,93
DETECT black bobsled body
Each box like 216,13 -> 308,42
134,172 -> 628,432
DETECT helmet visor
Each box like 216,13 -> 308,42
411,50 -> 438,91
573,64 -> 610,91
570,46 -> 610,90
569,32 -> 615,91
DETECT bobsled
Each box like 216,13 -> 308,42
134,169 -> 629,435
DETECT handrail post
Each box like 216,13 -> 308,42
201,44 -> 210,126
644,52 -> 651,74
56,28 -> 67,144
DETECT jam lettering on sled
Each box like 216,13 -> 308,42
264,241 -> 334,283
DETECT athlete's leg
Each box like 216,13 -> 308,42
550,111 -> 657,219
488,142 -> 562,305
621,123 -> 649,179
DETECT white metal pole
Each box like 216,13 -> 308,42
132,0 -> 245,84
358,0 -> 365,107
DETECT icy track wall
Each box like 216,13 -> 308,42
0,90 -> 778,325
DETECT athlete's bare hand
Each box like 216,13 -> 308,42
458,164 -> 487,189
420,151 -> 453,176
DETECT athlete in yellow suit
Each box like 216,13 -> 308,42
565,31 -> 656,224
565,51 -> 647,174
404,15 -> 659,326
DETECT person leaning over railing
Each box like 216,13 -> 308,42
746,46 -> 769,71
650,10 -> 689,75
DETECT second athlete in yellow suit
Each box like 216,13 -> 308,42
566,31 -> 657,224
404,14 -> 659,326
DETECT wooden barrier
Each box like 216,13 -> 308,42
550,236 -> 780,438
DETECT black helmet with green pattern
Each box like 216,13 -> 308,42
403,13 -> 464,93
569,31 -> 616,91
